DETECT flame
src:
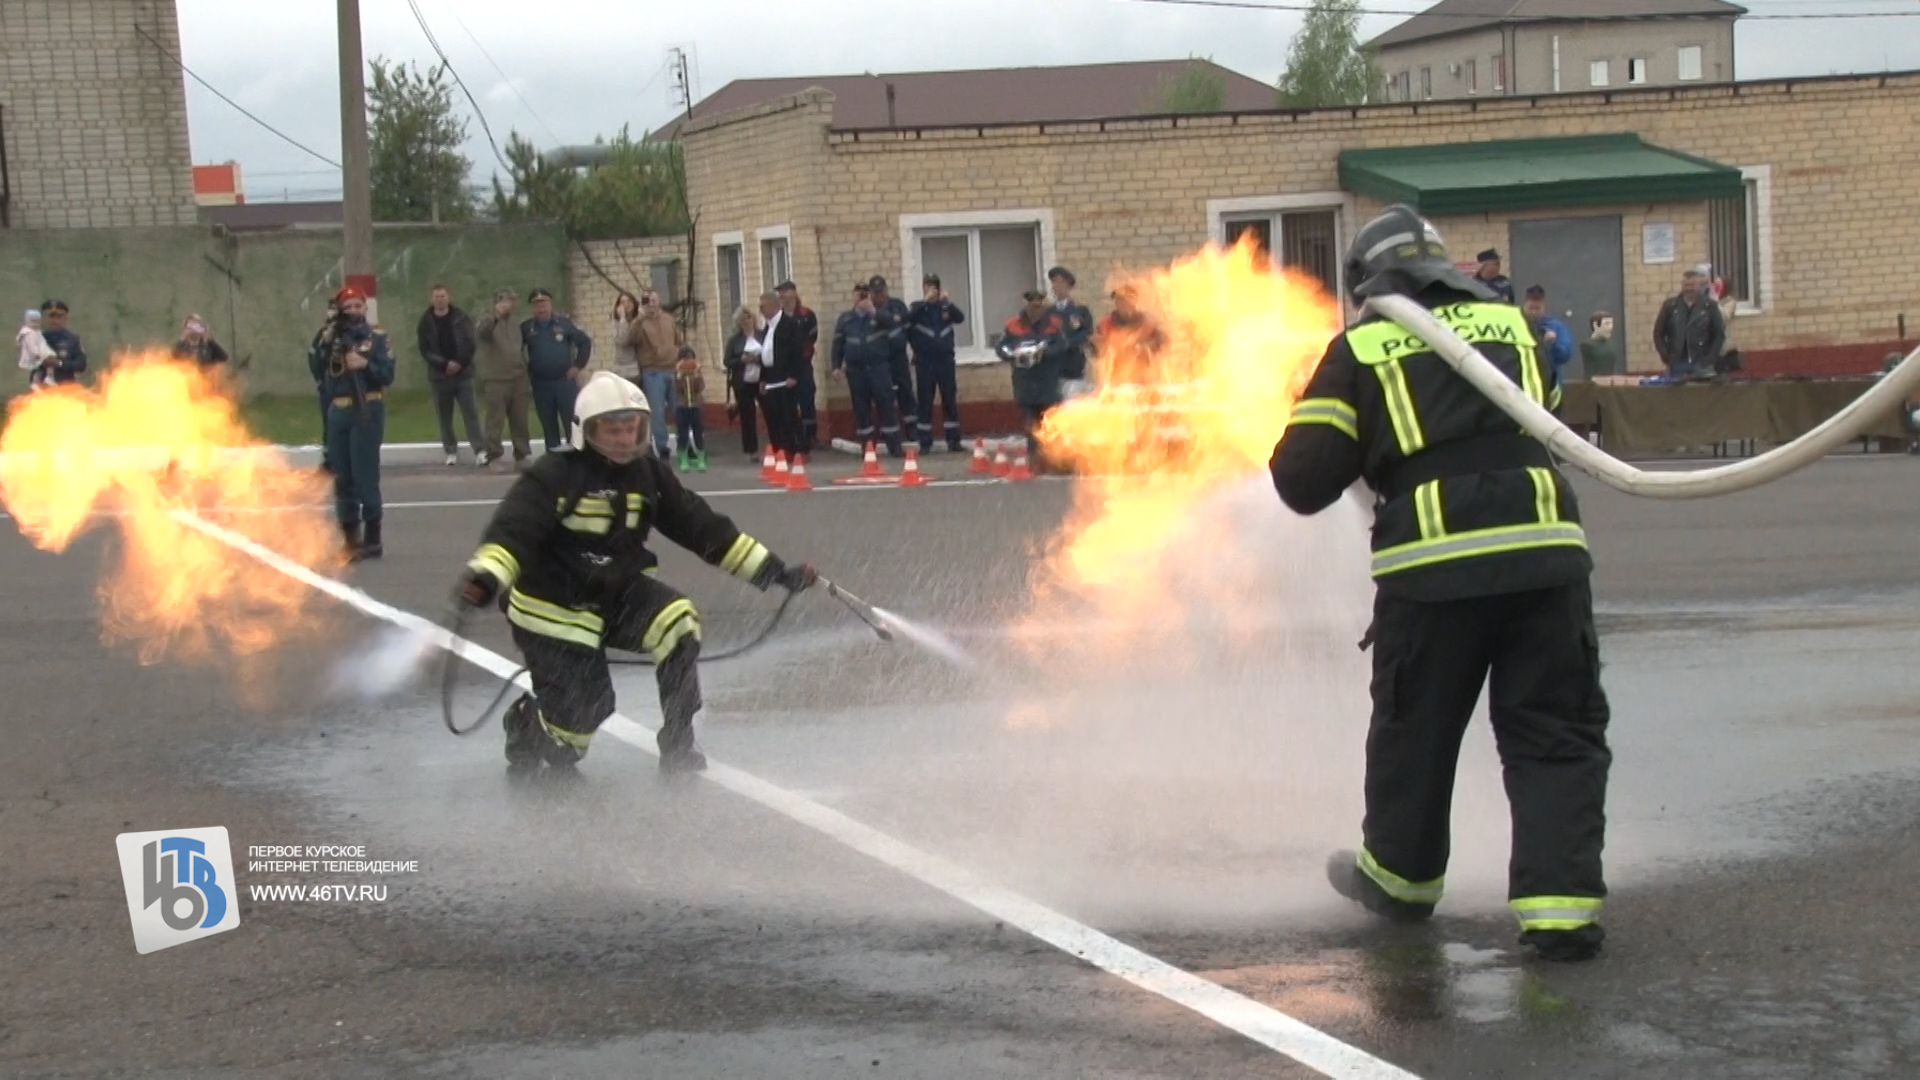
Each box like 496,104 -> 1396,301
0,354 -> 345,701
1020,237 -> 1343,666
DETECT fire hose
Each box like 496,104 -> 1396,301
1362,294 -> 1920,499
438,574 -> 892,736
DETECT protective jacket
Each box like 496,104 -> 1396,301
1271,289 -> 1589,602
831,310 -> 892,370
996,309 -> 1070,408
873,297 -> 911,363
906,298 -> 966,362
465,448 -> 782,652
307,318 -> 396,401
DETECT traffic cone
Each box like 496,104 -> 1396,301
899,446 -> 929,487
760,447 -> 777,482
861,441 -> 883,478
1007,440 -> 1034,482
968,439 -> 990,474
772,451 -> 790,487
787,454 -> 813,491
991,444 -> 1011,478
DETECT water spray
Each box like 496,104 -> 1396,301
1363,294 -> 1920,499
820,576 -> 894,642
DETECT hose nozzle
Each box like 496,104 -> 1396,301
820,577 -> 893,642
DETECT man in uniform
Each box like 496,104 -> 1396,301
832,282 -> 904,457
455,371 -> 819,776
996,289 -> 1071,471
775,281 -> 820,449
476,288 -> 534,471
907,273 -> 967,453
308,286 -> 396,560
519,287 -> 592,451
868,276 -> 918,446
36,299 -> 87,387
1474,249 -> 1515,303
1270,205 -> 1610,963
1047,267 -> 1094,388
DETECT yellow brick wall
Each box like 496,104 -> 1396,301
566,234 -> 690,340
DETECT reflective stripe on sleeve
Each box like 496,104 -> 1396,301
1287,397 -> 1359,441
719,533 -> 772,582
466,543 -> 520,590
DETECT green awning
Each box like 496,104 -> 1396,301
1338,134 -> 1746,216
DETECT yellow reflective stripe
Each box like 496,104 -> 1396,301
560,515 -> 612,535
505,589 -> 605,648
719,533 -> 772,582
1528,468 -> 1560,524
624,493 -> 645,530
507,590 -> 604,632
1288,397 -> 1359,440
466,543 -> 520,589
1511,895 -> 1603,930
641,598 -> 701,663
1372,361 -> 1426,455
1518,344 -> 1544,405
1372,522 -> 1588,576
1414,480 -> 1445,540
1548,382 -> 1563,411
570,497 -> 614,516
537,711 -> 593,750
1357,846 -> 1443,905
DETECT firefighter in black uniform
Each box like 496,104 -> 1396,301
1270,205 -> 1611,962
454,371 -> 820,776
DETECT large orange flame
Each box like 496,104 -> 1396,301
0,354 -> 345,701
1019,237 -> 1343,672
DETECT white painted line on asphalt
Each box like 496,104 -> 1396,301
173,508 -> 1422,1080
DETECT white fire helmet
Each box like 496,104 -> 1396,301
571,371 -> 651,463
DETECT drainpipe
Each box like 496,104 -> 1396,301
886,81 -> 897,128
0,103 -> 10,228
1553,35 -> 1561,93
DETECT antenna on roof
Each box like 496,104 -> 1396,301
668,46 -> 698,121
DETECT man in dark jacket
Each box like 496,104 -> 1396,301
519,287 -> 592,451
757,291 -> 805,459
37,300 -> 87,386
1652,268 -> 1727,377
869,276 -> 918,446
776,281 -> 820,449
455,371 -> 819,777
907,273 -> 967,452
832,283 -> 903,457
996,290 -> 1071,470
1270,204 -> 1609,964
418,285 -> 486,467
308,286 -> 396,560
1047,266 -> 1094,384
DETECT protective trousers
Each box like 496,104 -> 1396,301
324,399 -> 384,526
888,352 -> 918,442
506,575 -> 704,765
1360,581 -> 1610,933
848,361 -> 903,456
530,376 -> 579,451
914,353 -> 962,450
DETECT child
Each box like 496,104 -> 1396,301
672,345 -> 708,472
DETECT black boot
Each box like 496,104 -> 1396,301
1325,849 -> 1435,924
352,520 -> 383,562
656,638 -> 708,776
1520,924 -> 1604,962
502,694 -> 542,774
340,521 -> 362,558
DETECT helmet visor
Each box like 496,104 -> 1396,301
583,408 -> 650,463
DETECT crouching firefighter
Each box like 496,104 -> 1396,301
453,371 -> 820,776
1269,204 -> 1612,962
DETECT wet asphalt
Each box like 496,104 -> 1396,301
3,448 -> 1918,1079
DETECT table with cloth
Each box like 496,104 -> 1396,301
1557,377 -> 1909,455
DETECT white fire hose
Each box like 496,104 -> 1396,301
1362,294 -> 1920,499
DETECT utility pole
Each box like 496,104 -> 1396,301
338,0 -> 377,323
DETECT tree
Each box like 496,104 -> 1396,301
1276,0 -> 1380,109
367,56 -> 475,223
490,126 -> 689,240
1153,61 -> 1229,114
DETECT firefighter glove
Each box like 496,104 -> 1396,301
456,569 -> 499,609
777,562 -> 819,594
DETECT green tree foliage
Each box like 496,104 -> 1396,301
489,127 -> 689,240
1276,0 -> 1381,109
367,56 -> 475,223
1153,61 -> 1229,114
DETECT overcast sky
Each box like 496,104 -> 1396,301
174,0 -> 1920,202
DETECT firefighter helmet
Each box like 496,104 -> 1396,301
1343,204 -> 1493,303
571,371 -> 651,463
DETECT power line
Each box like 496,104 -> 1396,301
1113,0 -> 1920,19
401,0 -> 512,174
430,0 -> 564,145
132,23 -> 341,170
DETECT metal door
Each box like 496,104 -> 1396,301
1507,216 -> 1625,381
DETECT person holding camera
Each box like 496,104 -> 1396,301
171,314 -> 230,368
907,273 -> 967,453
832,282 -> 903,458
307,286 -> 395,561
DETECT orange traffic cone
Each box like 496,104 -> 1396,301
772,451 -> 791,487
861,441 -> 883,478
760,447 -> 778,482
787,454 -> 813,491
1007,441 -> 1034,482
899,446 -> 929,487
968,439 -> 990,474
991,444 -> 1010,478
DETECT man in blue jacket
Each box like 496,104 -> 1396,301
868,276 -> 917,446
36,299 -> 87,386
832,282 -> 904,457
1522,285 -> 1575,376
1047,267 -> 1094,385
519,287 -> 592,451
307,286 -> 396,560
907,273 -> 967,453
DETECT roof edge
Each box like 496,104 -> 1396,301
677,87 -> 836,141
1368,7 -> 1745,51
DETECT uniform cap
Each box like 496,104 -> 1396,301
1477,249 -> 1500,263
1046,266 -> 1075,286
331,287 -> 363,305
867,275 -> 888,291
41,298 -> 69,313
528,287 -> 555,301
1021,288 -> 1048,302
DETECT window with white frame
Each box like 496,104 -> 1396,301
715,242 -> 745,322
1590,59 -> 1609,87
1678,45 -> 1703,81
760,235 -> 790,293
1628,57 -> 1648,84
1222,208 -> 1341,300
1708,170 -> 1768,308
911,223 -> 1041,352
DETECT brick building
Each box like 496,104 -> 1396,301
652,67 -> 1919,433
0,0 -> 197,229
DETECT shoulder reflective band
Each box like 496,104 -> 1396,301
505,589 -> 605,649
1528,467 -> 1561,524
1372,521 -> 1588,577
467,543 -> 520,590
1414,480 -> 1446,540
1287,396 -> 1359,440
1358,845 -> 1443,905
719,533 -> 772,583
1510,894 -> 1603,931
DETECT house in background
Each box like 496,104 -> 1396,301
1370,0 -> 1745,102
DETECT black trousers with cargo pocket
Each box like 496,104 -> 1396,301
1360,581 -> 1611,912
